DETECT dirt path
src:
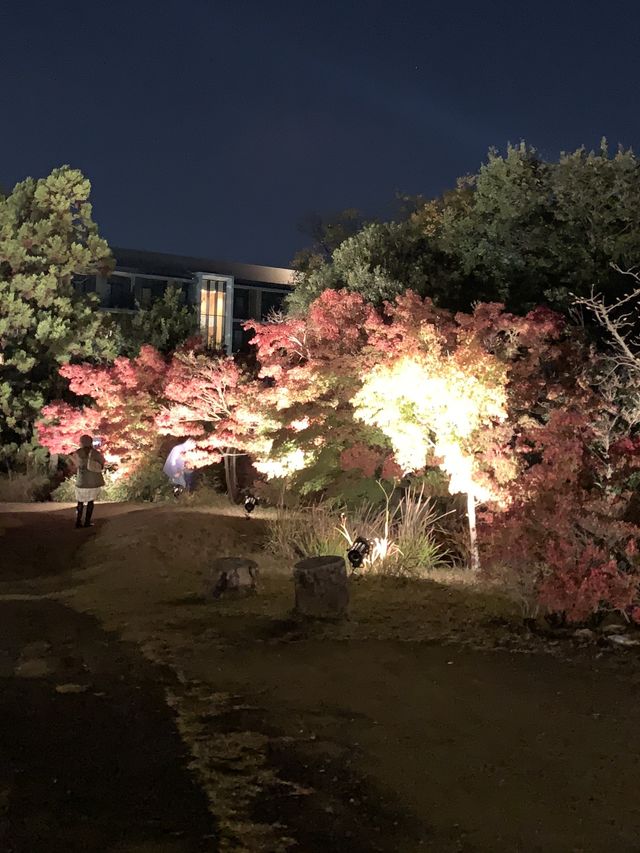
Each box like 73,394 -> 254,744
3,503 -> 640,852
0,508 -> 216,853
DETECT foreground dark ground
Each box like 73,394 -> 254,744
0,599 -> 215,853
1,503 -> 640,852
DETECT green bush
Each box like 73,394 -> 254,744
52,458 -> 175,504
109,461 -> 174,503
0,447 -> 55,502
0,472 -> 51,502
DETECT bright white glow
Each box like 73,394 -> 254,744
434,439 -> 492,502
338,517 -> 401,572
254,448 -> 307,479
290,417 -> 310,432
101,451 -> 126,480
352,356 -> 507,501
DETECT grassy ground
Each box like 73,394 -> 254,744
3,502 -> 640,851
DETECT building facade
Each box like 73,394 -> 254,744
75,247 -> 294,353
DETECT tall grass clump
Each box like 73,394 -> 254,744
268,484 -> 454,577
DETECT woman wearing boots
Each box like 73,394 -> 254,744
71,435 -> 105,528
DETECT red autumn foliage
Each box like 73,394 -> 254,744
244,290 -> 388,490
538,543 -> 637,623
482,397 -> 640,621
339,444 -> 384,479
38,344 -> 266,476
37,345 -> 168,474
36,286 -> 640,621
156,349 -> 267,467
244,289 -> 602,514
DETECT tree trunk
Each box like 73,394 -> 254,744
467,491 -> 480,572
223,450 -> 239,503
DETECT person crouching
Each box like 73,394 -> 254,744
71,435 -> 105,528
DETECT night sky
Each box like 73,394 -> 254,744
3,0 -> 640,268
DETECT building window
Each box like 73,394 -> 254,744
73,274 -> 96,296
233,288 -> 252,320
134,276 -> 167,307
108,274 -> 135,309
260,290 -> 285,319
200,279 -> 226,349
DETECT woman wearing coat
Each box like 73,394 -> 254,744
71,435 -> 105,528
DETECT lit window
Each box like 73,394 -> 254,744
200,279 -> 226,349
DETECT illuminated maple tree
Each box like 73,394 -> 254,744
351,295 -> 514,569
484,389 -> 640,622
243,290 -> 392,501
38,343 -> 268,494
37,345 -> 167,476
36,286 -> 640,618
155,347 -> 273,498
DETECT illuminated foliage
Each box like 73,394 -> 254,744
353,294 -> 511,503
38,344 -> 270,480
36,285 -> 640,618
126,285 -> 197,356
348,294 -> 572,569
156,348 -> 270,467
483,397 -> 640,621
245,289 -> 393,500
37,345 -> 167,476
246,291 -> 562,520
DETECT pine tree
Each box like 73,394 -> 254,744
0,166 -> 118,454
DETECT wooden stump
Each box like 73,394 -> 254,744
293,555 -> 349,620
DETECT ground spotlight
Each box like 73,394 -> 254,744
347,536 -> 370,569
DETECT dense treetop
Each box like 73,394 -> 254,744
288,142 -> 640,316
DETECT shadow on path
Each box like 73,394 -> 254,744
0,599 -> 216,853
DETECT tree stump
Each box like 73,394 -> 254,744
208,557 -> 259,599
293,555 -> 349,620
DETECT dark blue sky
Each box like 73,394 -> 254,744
2,0 -> 639,267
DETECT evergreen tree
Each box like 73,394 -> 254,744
287,218 -> 447,314
440,141 -> 640,310
0,166 -> 118,453
288,143 -> 640,316
126,284 -> 196,356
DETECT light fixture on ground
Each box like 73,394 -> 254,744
347,536 -> 370,569
244,494 -> 257,517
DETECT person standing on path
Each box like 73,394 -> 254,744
71,435 -> 105,528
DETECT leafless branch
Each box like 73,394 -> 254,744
574,266 -> 640,373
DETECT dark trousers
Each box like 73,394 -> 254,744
75,501 -> 95,527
